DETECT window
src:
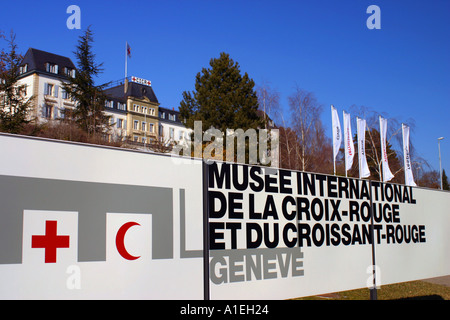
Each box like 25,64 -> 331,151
42,105 -> 52,119
61,88 -> 69,99
117,118 -> 123,129
64,67 -> 75,78
45,63 -> 58,74
134,120 -> 139,130
149,108 -> 155,116
142,122 -> 147,132
160,112 -> 165,119
169,113 -> 176,121
19,64 -> 28,74
169,128 -> 174,139
133,136 -> 138,142
44,83 -> 54,96
133,104 -> 139,112
149,123 -> 154,133
142,107 -> 147,114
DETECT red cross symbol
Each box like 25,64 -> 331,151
31,220 -> 70,263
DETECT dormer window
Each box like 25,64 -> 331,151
117,102 -> 125,110
19,64 -> 28,74
105,100 -> 113,108
63,67 -> 75,78
45,63 -> 58,74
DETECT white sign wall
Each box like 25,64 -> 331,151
0,134 -> 204,299
0,133 -> 449,300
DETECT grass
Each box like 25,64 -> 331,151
295,280 -> 450,300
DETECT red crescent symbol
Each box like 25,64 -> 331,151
115,222 -> 141,260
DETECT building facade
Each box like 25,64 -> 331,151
158,106 -> 191,145
103,97 -> 128,142
17,48 -> 77,122
15,48 -> 191,150
104,76 -> 160,145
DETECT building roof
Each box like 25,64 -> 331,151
19,48 -> 76,78
104,81 -> 159,104
158,106 -> 184,124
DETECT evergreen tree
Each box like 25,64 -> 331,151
179,52 -> 263,132
442,169 -> 449,190
62,27 -> 110,138
0,32 -> 33,133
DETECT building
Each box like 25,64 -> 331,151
17,48 -> 77,122
103,96 -> 128,142
15,48 -> 191,150
103,76 -> 159,145
158,106 -> 190,145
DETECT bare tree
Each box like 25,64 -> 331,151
416,170 -> 440,189
255,81 -> 281,127
278,126 -> 298,170
349,105 -> 428,183
288,86 -> 323,172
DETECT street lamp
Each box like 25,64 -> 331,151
438,137 -> 444,190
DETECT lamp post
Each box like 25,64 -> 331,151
438,137 -> 444,190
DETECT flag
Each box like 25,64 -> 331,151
331,105 -> 342,164
379,116 -> 394,182
126,42 -> 131,58
343,111 -> 355,172
357,117 -> 370,178
402,124 -> 416,186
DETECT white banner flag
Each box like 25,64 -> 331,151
402,124 -> 416,186
331,105 -> 342,161
357,117 -> 370,178
379,116 -> 394,182
343,111 -> 355,172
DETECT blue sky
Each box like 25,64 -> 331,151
1,0 -> 449,175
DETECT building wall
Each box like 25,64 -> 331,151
159,121 -> 191,144
158,108 -> 191,145
104,102 -> 127,142
16,66 -> 192,148
126,97 -> 159,144
17,73 -> 75,122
